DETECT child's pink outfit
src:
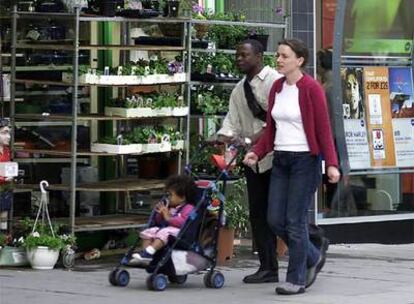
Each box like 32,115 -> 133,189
140,203 -> 194,243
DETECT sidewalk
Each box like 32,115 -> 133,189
1,243 -> 413,304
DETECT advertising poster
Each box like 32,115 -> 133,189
343,119 -> 371,169
363,67 -> 396,167
389,67 -> 414,167
341,67 -> 365,120
341,67 -> 370,169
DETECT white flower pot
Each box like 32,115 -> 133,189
26,246 -> 60,270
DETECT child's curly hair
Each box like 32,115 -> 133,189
165,174 -> 197,205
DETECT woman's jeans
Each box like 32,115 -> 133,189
268,151 -> 322,286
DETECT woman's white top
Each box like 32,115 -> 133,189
271,82 -> 310,152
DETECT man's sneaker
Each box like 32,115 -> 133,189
306,237 -> 329,288
275,282 -> 305,295
132,250 -> 153,264
243,270 -> 279,284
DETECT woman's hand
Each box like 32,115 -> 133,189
327,166 -> 341,184
243,152 -> 259,167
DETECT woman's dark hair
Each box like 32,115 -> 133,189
279,38 -> 309,67
165,174 -> 197,205
239,39 -> 264,55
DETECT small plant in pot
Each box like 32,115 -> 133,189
19,221 -> 76,270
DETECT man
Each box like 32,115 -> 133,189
217,39 -> 282,283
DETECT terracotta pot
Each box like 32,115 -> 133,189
217,227 -> 234,265
138,156 -> 161,178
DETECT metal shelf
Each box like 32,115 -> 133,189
15,157 -> 90,164
15,43 -> 185,51
14,113 -> 185,121
15,178 -> 165,192
15,147 -> 184,156
191,48 -> 275,56
190,18 -> 286,29
14,78 -> 186,87
2,65 -> 72,72
14,11 -> 189,23
73,214 -> 149,232
190,80 -> 238,87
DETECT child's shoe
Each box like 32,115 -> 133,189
132,250 -> 153,265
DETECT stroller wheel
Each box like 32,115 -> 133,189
115,269 -> 130,287
146,275 -> 155,290
210,271 -> 225,289
203,272 -> 212,288
151,274 -> 168,291
109,268 -> 118,286
168,274 -> 187,284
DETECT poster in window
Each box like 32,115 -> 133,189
342,67 -> 370,169
363,67 -> 396,167
341,67 -> 365,120
389,67 -> 414,167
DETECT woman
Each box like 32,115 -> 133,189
243,38 -> 341,295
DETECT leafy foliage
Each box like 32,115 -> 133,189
223,178 -> 249,235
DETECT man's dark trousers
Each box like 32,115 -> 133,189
244,166 -> 278,272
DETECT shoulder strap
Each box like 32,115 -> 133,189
243,79 -> 266,122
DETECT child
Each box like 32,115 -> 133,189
132,174 -> 197,264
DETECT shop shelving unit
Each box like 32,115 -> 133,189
9,7 -> 191,234
187,17 -> 288,139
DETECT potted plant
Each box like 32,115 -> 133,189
215,177 -> 249,264
19,217 -> 76,270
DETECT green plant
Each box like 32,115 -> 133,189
0,233 -> 10,247
206,12 -> 248,49
23,233 -> 65,250
264,55 -> 277,68
18,219 -> 76,251
223,178 -> 249,236
195,91 -> 228,115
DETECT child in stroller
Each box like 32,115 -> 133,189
130,175 -> 197,265
109,142 -> 244,291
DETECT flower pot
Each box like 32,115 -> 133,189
217,227 -> 234,265
167,0 -> 180,17
26,246 -> 60,270
0,246 -> 29,266
194,23 -> 209,40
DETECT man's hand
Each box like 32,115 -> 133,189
243,152 -> 259,166
327,166 -> 341,184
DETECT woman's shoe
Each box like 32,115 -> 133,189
275,282 -> 305,295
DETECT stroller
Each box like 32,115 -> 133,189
108,142 -> 245,291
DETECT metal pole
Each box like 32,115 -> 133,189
185,20 -> 192,165
69,7 -> 80,235
332,0 -> 350,175
10,6 -> 17,152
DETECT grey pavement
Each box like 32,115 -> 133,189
1,243 -> 414,304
